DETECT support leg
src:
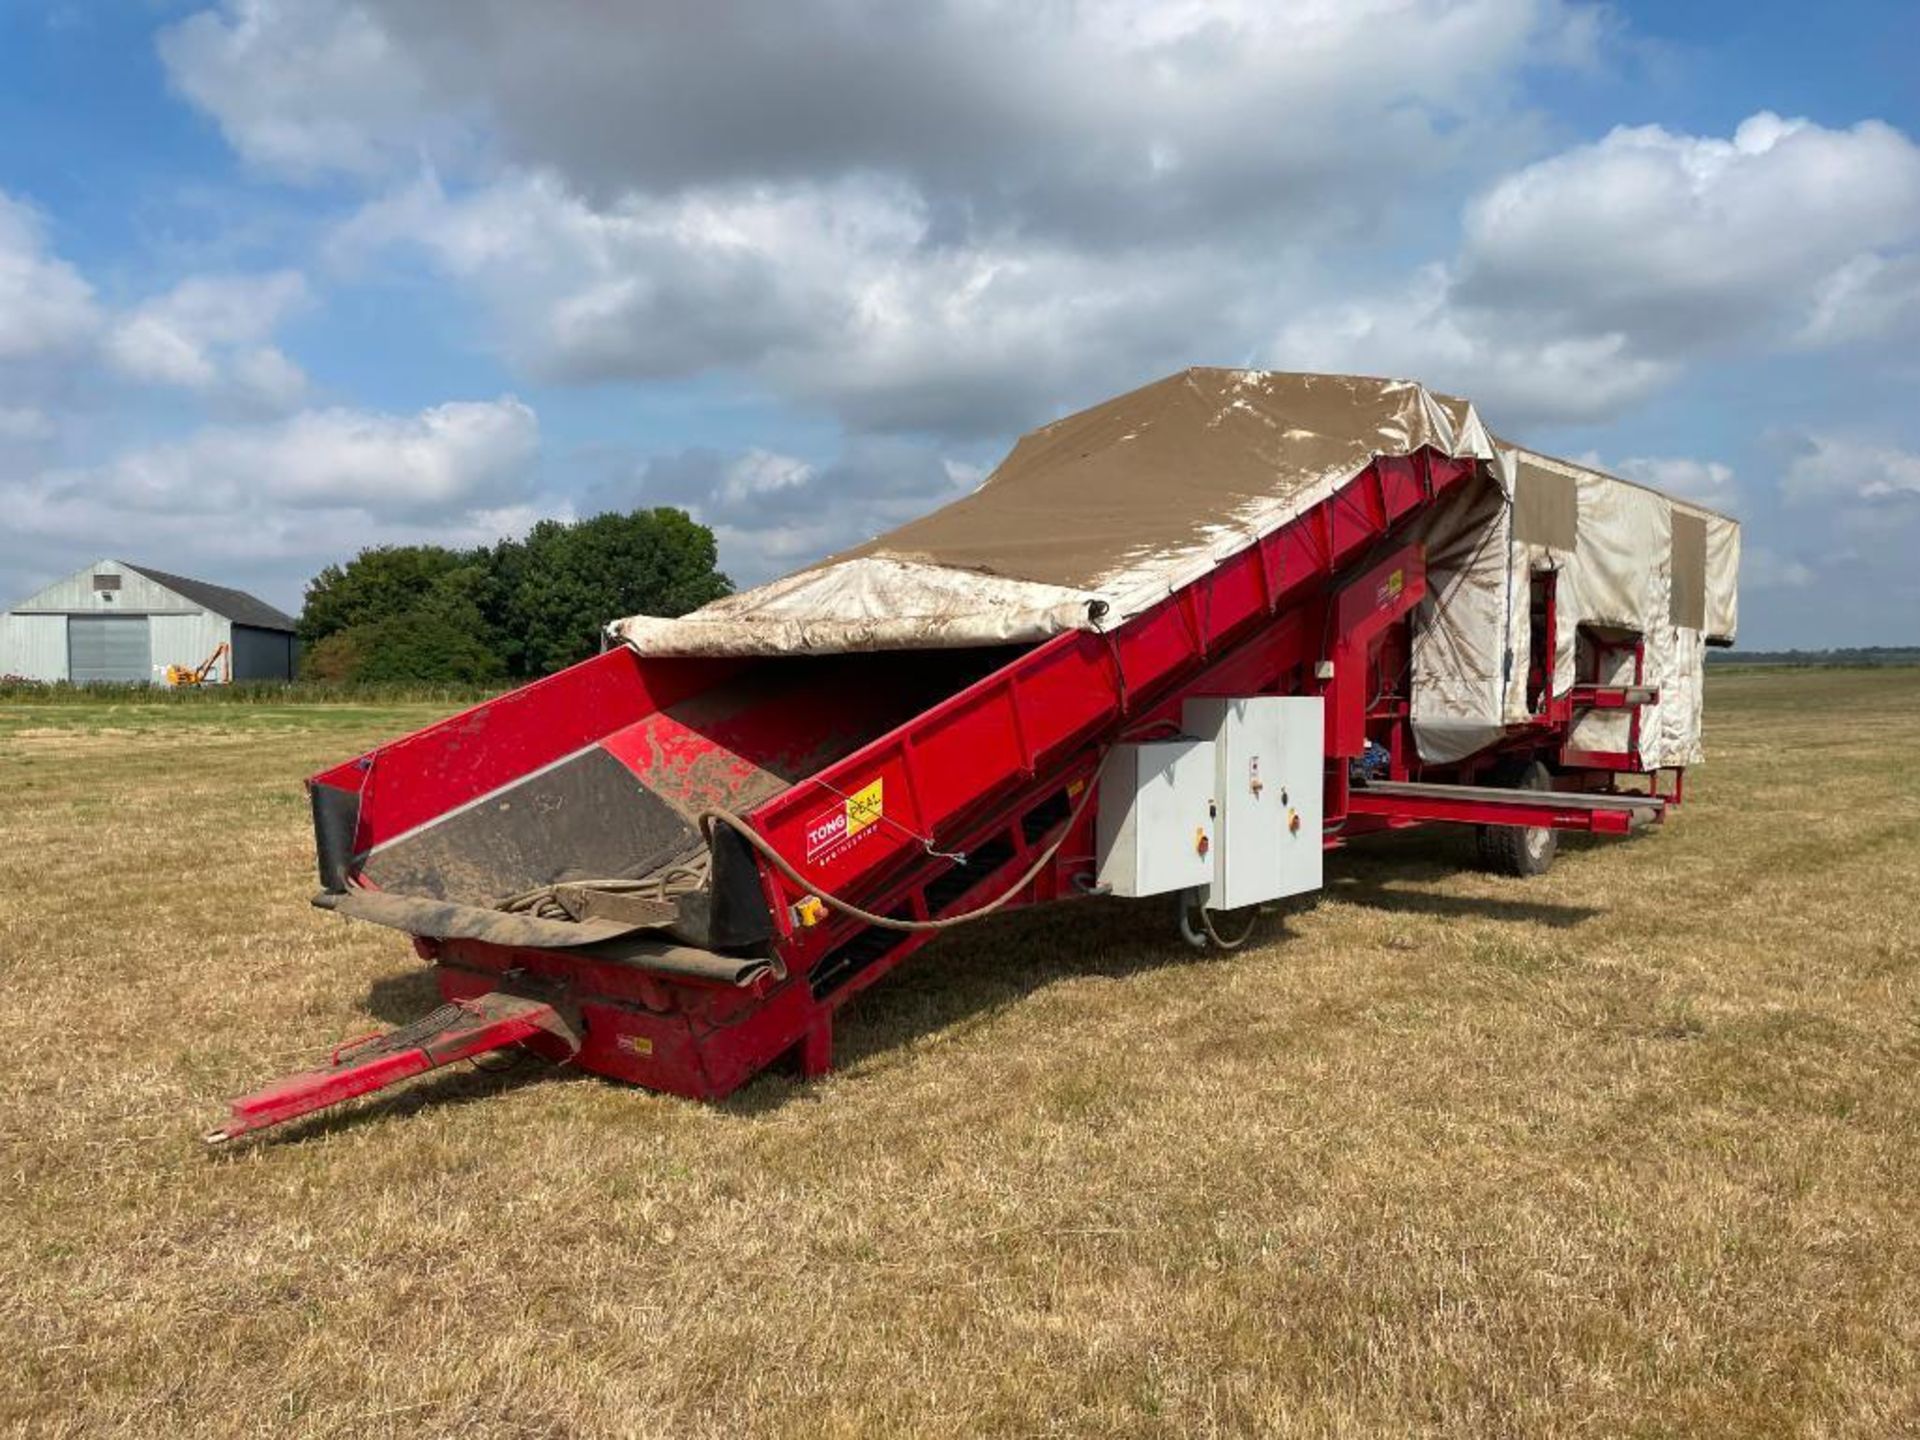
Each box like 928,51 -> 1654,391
798,1013 -> 835,1079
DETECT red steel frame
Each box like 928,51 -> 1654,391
1509,576 -> 1679,797
205,993 -> 574,1144
213,449 -> 1686,1138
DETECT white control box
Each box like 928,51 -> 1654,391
1094,739 -> 1216,897
1181,696 -> 1324,909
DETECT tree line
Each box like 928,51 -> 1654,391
298,508 -> 731,683
1704,646 -> 1920,668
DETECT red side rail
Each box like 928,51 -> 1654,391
1346,781 -> 1663,834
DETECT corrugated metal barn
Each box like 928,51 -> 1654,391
0,559 -> 298,684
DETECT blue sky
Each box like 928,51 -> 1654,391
1,1 -> 1916,648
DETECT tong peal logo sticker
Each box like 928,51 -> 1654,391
805,779 -> 885,863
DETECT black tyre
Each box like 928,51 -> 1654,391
1475,758 -> 1558,877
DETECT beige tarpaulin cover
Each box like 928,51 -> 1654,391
619,369 -> 1499,650
614,368 -> 1738,768
1503,447 -> 1738,768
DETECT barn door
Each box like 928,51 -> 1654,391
68,616 -> 152,683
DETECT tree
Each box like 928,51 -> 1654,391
503,508 -> 732,676
298,545 -> 479,647
312,610 -> 506,684
296,509 -> 730,683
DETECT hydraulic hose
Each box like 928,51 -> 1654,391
697,756 -> 1106,935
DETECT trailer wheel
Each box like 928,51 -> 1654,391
1475,759 -> 1558,877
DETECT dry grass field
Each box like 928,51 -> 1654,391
3,669 -> 1918,1438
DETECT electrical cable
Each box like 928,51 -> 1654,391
1091,609 -> 1132,715
493,716 -> 1158,934
468,1047 -> 531,1075
1197,902 -> 1260,950
697,752 -> 1109,935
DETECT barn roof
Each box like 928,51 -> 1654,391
120,563 -> 298,632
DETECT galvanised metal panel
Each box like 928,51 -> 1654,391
0,613 -> 68,680
68,615 -> 153,684
229,623 -> 294,680
12,559 -> 198,617
149,613 -> 229,679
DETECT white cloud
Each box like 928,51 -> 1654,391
1742,546 -> 1816,592
0,407 -> 55,443
105,270 -> 310,408
179,0 -> 1616,437
198,9 -> 1920,454
165,0 -> 1596,223
1274,113 -> 1920,427
1727,435 -> 1920,632
335,170 -> 1235,436
1585,453 -> 1739,513
701,449 -> 818,512
157,0 -> 448,180
23,395 -> 537,522
134,3 -> 1920,649
0,191 -> 100,360
614,436 -> 979,584
1271,262 -> 1676,424
227,345 -> 308,409
333,172 -> 869,380
1,397 -> 550,608
1455,113 -> 1920,346
1781,434 -> 1920,505
0,177 -> 552,607
1798,252 -> 1920,346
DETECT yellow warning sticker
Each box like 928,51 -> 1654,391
805,779 -> 885,863
846,779 -> 883,836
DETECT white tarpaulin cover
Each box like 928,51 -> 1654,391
614,368 -> 1738,769
1502,447 -> 1738,769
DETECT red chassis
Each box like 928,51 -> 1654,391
211,450 -> 1677,1140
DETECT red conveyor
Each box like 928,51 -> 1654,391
211,447 -> 1667,1141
